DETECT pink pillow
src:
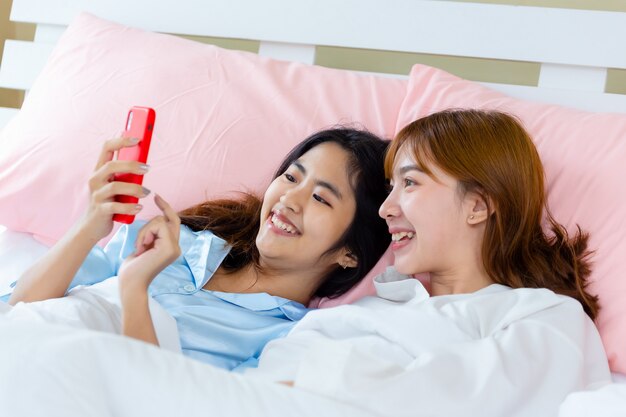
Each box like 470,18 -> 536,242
396,64 -> 626,374
0,12 -> 405,250
0,13 -> 404,309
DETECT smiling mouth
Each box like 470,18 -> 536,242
269,212 -> 300,235
391,231 -> 415,242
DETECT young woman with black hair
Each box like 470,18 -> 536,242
3,127 -> 391,371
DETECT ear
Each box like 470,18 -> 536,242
336,250 -> 358,269
465,191 -> 494,225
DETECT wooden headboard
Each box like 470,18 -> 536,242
1,0 -> 626,130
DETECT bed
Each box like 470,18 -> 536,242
0,0 -> 625,416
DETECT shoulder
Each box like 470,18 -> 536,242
469,285 -> 590,334
503,286 -> 584,315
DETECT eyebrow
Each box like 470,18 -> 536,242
293,161 -> 344,200
397,164 -> 425,175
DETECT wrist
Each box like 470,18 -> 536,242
73,217 -> 106,245
119,274 -> 150,301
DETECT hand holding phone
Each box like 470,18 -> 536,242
113,106 -> 156,224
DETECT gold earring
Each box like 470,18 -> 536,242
469,215 -> 475,220
340,262 -> 347,269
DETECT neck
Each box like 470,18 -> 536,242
429,228 -> 494,296
205,262 -> 324,305
429,265 -> 493,296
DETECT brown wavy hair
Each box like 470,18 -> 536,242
386,109 -> 599,319
178,193 -> 263,272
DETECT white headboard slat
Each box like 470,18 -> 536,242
1,0 -> 625,135
33,24 -> 66,43
538,64 -> 607,93
0,108 -> 19,128
258,42 -> 316,65
0,41 -> 53,90
9,0 -> 626,69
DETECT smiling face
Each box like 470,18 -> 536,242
256,142 -> 357,273
379,147 -> 473,276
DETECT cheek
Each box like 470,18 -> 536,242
399,193 -> 423,223
307,206 -> 354,243
260,182 -> 280,213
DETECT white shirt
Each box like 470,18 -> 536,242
248,268 -> 611,417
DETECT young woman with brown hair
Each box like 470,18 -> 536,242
385,108 -> 598,316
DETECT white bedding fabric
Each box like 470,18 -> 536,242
559,382 -> 626,416
0,228 -> 49,295
3,278 -> 182,353
0,229 -> 624,416
0,320 -> 376,417
246,268 -> 612,417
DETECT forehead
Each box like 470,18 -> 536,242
391,147 -> 422,173
391,147 -> 455,185
296,142 -> 354,187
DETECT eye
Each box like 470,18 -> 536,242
284,173 -> 296,182
403,177 -> 418,187
313,194 -> 331,207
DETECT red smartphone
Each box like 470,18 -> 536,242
112,106 -> 156,224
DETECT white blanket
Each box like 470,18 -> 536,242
559,383 -> 626,416
247,268 -> 612,417
0,263 -> 614,417
0,319 -> 376,417
1,278 -> 181,353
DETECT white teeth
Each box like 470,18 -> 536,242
391,231 -> 415,242
271,214 -> 297,234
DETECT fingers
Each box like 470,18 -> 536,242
89,160 -> 150,191
94,136 -> 141,171
134,222 -> 157,256
133,213 -> 180,259
91,181 -> 150,205
154,194 -> 181,226
92,201 -> 144,218
131,196 -> 180,257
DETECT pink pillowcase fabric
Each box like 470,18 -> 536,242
0,13 -> 405,309
396,64 -> 626,374
0,12 -> 405,250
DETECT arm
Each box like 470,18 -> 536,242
120,282 -> 159,346
8,221 -> 101,304
9,137 -> 149,305
118,194 -> 181,345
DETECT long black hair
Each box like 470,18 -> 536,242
180,127 -> 391,298
273,128 -> 391,298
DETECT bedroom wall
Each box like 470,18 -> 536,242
0,0 -> 34,108
0,0 -> 624,110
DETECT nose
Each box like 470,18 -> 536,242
279,187 -> 304,214
379,190 -> 399,219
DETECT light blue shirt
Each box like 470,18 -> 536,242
1,221 -> 309,371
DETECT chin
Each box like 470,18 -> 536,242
393,259 -> 422,276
